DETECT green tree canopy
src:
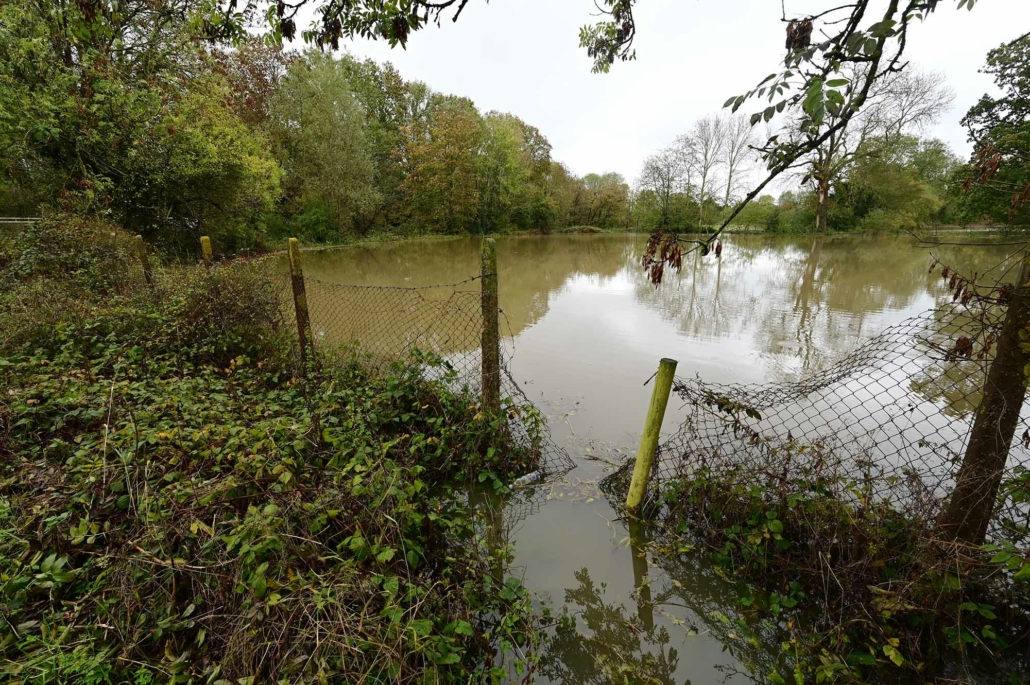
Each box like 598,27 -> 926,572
956,33 -> 1030,226
268,52 -> 379,237
0,0 -> 281,249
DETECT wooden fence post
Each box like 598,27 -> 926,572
481,238 -> 501,412
939,251 -> 1030,544
200,236 -> 213,268
626,358 -> 678,511
134,235 -> 154,287
288,238 -> 314,368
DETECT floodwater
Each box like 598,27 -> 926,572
296,233 -> 1021,684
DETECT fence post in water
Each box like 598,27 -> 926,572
939,250 -> 1030,544
134,235 -> 154,287
200,236 -> 213,268
288,238 -> 314,369
626,358 -> 678,511
481,237 -> 501,412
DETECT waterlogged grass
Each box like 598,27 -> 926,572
0,230 -> 543,684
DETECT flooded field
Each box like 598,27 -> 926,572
292,232 -> 1020,683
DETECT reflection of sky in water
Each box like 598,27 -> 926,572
298,233 -> 1019,685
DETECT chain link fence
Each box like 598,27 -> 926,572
602,289 -> 1030,546
268,254 -> 574,490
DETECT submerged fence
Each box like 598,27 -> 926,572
604,253 -> 1030,547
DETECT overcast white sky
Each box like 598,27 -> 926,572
322,0 -> 1030,190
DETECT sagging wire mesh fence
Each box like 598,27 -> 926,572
602,298 -> 1030,543
595,252 -> 1030,680
267,253 -> 574,500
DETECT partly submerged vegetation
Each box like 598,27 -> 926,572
0,219 -> 542,684
3,1 -> 1030,683
647,462 -> 1030,683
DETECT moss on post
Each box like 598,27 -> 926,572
480,238 -> 501,412
626,358 -> 678,511
200,236 -> 213,267
134,234 -> 154,287
288,238 -> 313,368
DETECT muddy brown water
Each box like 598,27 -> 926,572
292,232 -> 1020,683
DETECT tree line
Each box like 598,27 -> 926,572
633,68 -> 968,234
2,2 -> 1026,254
0,2 -> 632,252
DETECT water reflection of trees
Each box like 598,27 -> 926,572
538,525 -> 785,685
539,568 -> 680,685
633,235 -> 1019,376
295,235 -> 633,340
289,233 -> 1019,378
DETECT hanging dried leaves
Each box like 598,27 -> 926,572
642,232 -> 684,287
785,19 -> 813,52
948,336 -> 974,361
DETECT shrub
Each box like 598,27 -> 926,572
2,215 -> 134,294
648,456 -> 1030,683
0,250 -> 541,684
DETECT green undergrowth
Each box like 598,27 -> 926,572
649,462 -> 1030,684
0,219 -> 542,684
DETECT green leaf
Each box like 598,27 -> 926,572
409,618 -> 433,636
1013,563 -> 1030,583
383,575 -> 399,595
826,78 -> 849,88
433,651 -> 461,665
802,79 -> 823,116
452,620 -> 474,636
882,644 -> 904,667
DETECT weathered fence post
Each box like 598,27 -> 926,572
481,238 -> 501,412
288,238 -> 314,368
134,235 -> 154,287
626,358 -> 678,511
939,250 -> 1030,544
200,236 -> 213,268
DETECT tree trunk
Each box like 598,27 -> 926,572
698,175 -> 707,230
938,253 -> 1030,544
815,175 -> 829,232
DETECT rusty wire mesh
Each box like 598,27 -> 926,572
269,265 -> 574,488
602,294 -> 1030,545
